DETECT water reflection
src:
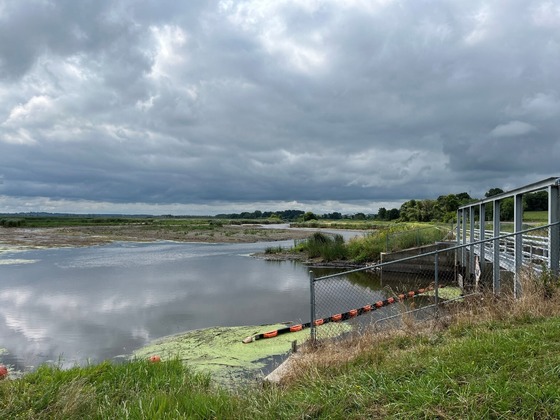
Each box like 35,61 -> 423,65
0,240 -> 431,371
0,241 -> 315,370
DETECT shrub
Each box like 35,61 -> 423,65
302,232 -> 347,261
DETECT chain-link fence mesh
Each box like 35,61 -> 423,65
310,223 -> 557,343
311,243 -> 458,341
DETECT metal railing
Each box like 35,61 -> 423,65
310,223 -> 558,343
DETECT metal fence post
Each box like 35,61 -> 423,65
493,200 -> 501,295
549,183 -> 560,277
309,270 -> 316,343
434,252 -> 439,309
479,203 -> 486,273
514,194 -> 523,298
469,206 -> 475,278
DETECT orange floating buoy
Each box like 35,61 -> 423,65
362,304 -> 372,312
264,330 -> 278,338
0,365 -> 8,380
387,297 -> 395,304
149,355 -> 161,363
418,288 -> 425,293
408,291 -> 415,297
290,324 -> 303,332
375,301 -> 384,308
331,314 -> 342,322
348,309 -> 358,318
314,319 -> 324,326
398,294 -> 405,300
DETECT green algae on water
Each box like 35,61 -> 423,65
133,323 -> 351,386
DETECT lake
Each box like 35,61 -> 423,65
0,238 -> 424,372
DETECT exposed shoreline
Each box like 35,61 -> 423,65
0,224 -> 369,269
0,224 -> 315,250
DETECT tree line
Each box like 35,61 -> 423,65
214,189 -> 548,224
396,189 -> 548,223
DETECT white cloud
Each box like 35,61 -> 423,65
490,120 -> 537,137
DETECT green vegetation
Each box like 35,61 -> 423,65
347,224 -> 451,263
524,211 -> 548,222
0,215 -> 155,228
133,324 -> 309,387
294,232 -> 348,261
3,274 -> 560,419
280,223 -> 452,263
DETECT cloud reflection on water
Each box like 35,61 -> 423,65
0,241 -> 312,369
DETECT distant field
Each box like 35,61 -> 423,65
524,211 -> 548,222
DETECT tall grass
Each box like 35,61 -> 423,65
297,232 -> 348,261
0,360 -> 237,419
347,225 -> 450,263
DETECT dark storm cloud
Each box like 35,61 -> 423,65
0,0 -> 559,214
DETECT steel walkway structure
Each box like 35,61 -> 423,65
457,177 -> 560,297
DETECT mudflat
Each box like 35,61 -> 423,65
0,224 -> 313,249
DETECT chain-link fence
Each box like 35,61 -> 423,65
310,223 -> 558,343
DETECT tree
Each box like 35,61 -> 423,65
377,207 -> 387,220
524,191 -> 548,211
485,188 -> 504,198
303,211 -> 318,221
387,208 -> 400,220
500,198 -> 514,221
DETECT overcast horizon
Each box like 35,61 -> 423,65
1,1 -> 559,216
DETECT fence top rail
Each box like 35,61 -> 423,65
314,221 -> 560,282
458,177 -> 560,211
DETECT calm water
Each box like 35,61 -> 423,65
0,239 -> 423,371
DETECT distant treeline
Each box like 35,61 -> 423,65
0,189 -> 549,227
215,189 -> 549,224
397,189 -> 548,223
215,210 -> 383,221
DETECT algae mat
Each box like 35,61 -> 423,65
424,286 -> 463,301
133,323 -> 351,386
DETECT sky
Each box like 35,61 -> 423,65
0,0 -> 559,216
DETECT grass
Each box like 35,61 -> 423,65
274,223 -> 452,263
524,210 -> 548,222
290,220 -> 389,230
3,273 -> 560,418
0,360 -> 236,419
346,224 -> 451,263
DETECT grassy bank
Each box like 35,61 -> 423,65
3,275 -> 560,419
277,223 -> 452,263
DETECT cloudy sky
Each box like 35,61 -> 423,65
0,0 -> 559,215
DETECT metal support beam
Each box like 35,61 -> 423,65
434,252 -> 439,307
462,208 -> 467,266
469,206 -> 475,277
549,184 -> 560,276
493,200 -> 501,295
514,194 -> 523,298
479,203 -> 486,271
456,210 -> 461,245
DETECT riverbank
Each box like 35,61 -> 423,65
3,280 -> 560,418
